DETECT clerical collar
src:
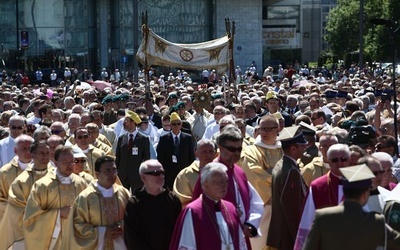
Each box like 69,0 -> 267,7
34,168 -> 48,175
96,182 -> 114,197
254,135 -> 282,149
81,147 -> 90,154
56,170 -> 72,184
203,194 -> 220,203
18,159 -> 32,171
330,171 -> 341,179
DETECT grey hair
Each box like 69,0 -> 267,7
63,96 -> 74,106
14,134 -> 34,145
139,159 -> 163,174
197,139 -> 217,152
216,125 -> 242,146
9,115 -> 25,125
327,144 -> 351,160
68,113 -> 81,122
33,125 -> 52,141
219,115 -> 235,125
250,96 -> 262,105
371,152 -> 394,166
200,162 -> 227,188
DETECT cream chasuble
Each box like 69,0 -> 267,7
23,171 -> 87,250
62,181 -> 130,250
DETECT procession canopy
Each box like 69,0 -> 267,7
136,26 -> 231,74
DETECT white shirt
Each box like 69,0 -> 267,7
0,136 -> 16,167
202,122 -> 219,140
26,115 -> 41,125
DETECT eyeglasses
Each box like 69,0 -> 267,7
100,168 -> 118,175
74,159 -> 87,164
143,170 -> 165,176
330,157 -> 348,163
259,126 -> 278,133
373,170 -> 385,175
221,145 -> 242,153
76,134 -> 89,140
52,130 -> 63,135
311,117 -> 319,121
10,126 -> 24,130
171,123 -> 182,126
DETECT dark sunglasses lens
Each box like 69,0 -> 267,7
52,130 -> 61,134
11,126 -> 23,130
224,146 -> 242,152
145,171 -> 165,176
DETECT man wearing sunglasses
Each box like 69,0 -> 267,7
295,143 -> 351,249
116,110 -> 150,190
192,125 -> 263,245
74,127 -> 106,178
71,146 -> 94,185
124,159 -> 181,249
49,121 -> 67,141
0,115 -> 26,167
157,112 -> 195,190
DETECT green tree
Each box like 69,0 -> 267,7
325,0 -> 399,61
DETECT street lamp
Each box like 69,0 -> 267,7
370,18 -> 400,155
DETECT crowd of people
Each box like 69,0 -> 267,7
0,61 -> 400,249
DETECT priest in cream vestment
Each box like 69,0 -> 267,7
0,140 -> 54,250
0,135 -> 34,222
63,156 -> 130,250
23,146 -> 87,250
241,115 -> 283,250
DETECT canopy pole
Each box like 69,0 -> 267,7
141,11 -> 151,98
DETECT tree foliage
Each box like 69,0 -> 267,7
325,0 -> 400,61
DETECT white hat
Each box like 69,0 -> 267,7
72,146 -> 87,159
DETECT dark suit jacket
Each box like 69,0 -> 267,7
156,131 -> 195,189
303,200 -> 400,250
268,155 -> 307,250
116,131 -> 151,190
150,113 -> 162,129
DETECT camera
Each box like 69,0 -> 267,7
381,92 -> 391,102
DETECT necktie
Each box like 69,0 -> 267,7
174,136 -> 179,154
128,134 -> 134,149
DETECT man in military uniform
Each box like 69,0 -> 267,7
303,164 -> 400,250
